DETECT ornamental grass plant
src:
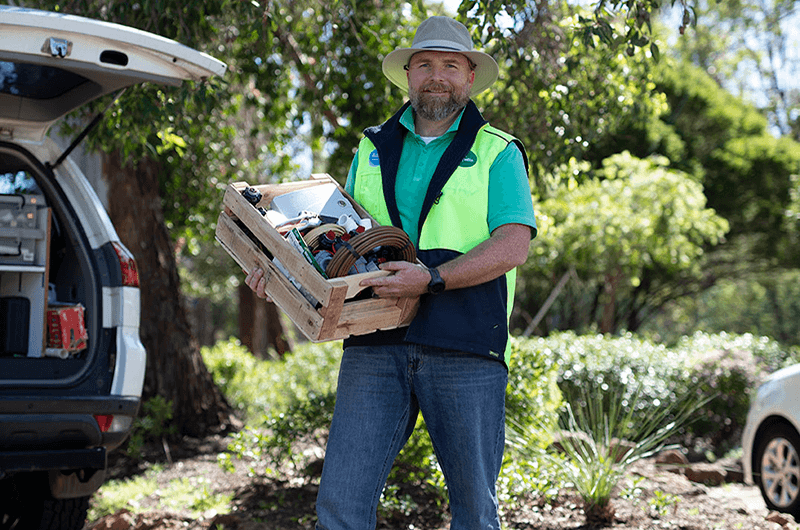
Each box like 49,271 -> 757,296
556,381 -> 705,526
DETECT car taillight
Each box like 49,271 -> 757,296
112,241 -> 140,287
94,414 -> 114,432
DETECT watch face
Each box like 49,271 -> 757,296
428,268 -> 445,294
429,281 -> 445,294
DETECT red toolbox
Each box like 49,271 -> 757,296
47,303 -> 88,352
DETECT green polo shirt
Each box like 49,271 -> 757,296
345,105 -> 537,247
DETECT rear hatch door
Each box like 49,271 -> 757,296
0,5 -> 227,142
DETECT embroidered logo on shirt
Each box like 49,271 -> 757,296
459,150 -> 478,167
368,149 -> 380,167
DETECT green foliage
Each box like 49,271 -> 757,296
472,4 -> 670,189
204,339 -> 340,475
202,338 -> 341,422
667,0 -> 799,141
673,331 -> 798,452
87,465 -> 162,520
126,396 -> 177,460
534,152 -> 728,278
522,152 -> 728,334
642,269 -> 800,348
654,60 -> 800,262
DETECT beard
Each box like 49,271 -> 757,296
408,81 -> 471,122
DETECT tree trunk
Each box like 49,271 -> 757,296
238,284 -> 291,358
600,268 -> 622,334
187,296 -> 215,347
103,151 -> 238,437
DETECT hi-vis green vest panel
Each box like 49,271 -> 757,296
353,124 -> 519,364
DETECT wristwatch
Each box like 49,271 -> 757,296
427,267 -> 446,294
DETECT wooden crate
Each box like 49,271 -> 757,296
215,174 -> 418,342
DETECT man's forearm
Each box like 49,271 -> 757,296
360,223 -> 531,298
436,223 -> 531,290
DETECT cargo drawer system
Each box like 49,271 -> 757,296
0,194 -> 50,357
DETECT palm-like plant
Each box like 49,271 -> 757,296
557,383 -> 703,525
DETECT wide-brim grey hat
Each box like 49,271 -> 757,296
382,16 -> 499,97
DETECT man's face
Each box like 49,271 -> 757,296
406,51 -> 475,123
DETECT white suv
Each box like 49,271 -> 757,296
0,7 -> 224,528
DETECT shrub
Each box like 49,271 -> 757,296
202,337 -> 341,422
205,339 -> 342,474
539,331 -> 687,442
539,330 -> 799,456
673,331 -> 799,453
502,337 -> 566,505
506,337 -> 564,440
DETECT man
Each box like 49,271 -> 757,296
246,15 -> 536,530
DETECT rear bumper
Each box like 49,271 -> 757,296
0,448 -> 107,498
0,447 -> 105,474
0,395 -> 140,455
0,395 -> 139,415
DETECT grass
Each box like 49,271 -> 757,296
87,465 -> 232,521
88,466 -> 162,520
157,476 -> 233,516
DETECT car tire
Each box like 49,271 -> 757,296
0,475 -> 90,530
1,496 -> 89,530
754,422 -> 800,517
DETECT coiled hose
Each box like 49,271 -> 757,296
324,226 -> 417,278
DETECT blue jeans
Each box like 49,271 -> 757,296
315,343 -> 508,530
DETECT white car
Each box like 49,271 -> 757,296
0,6 -> 224,529
742,363 -> 800,517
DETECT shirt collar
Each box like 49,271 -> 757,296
399,105 -> 466,137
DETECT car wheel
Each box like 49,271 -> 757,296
755,423 -> 800,516
0,496 -> 89,530
0,475 -> 89,530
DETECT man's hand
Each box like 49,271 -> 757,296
244,267 -> 272,302
358,261 -> 430,299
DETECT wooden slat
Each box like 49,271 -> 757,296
396,296 -> 420,327
334,298 -> 408,338
223,182 -> 333,306
316,283 -> 348,339
215,212 -> 324,339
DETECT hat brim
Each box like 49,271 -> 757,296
382,47 -> 499,97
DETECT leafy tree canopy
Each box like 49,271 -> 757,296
520,152 -> 728,333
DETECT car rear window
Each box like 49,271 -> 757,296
0,60 -> 88,99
